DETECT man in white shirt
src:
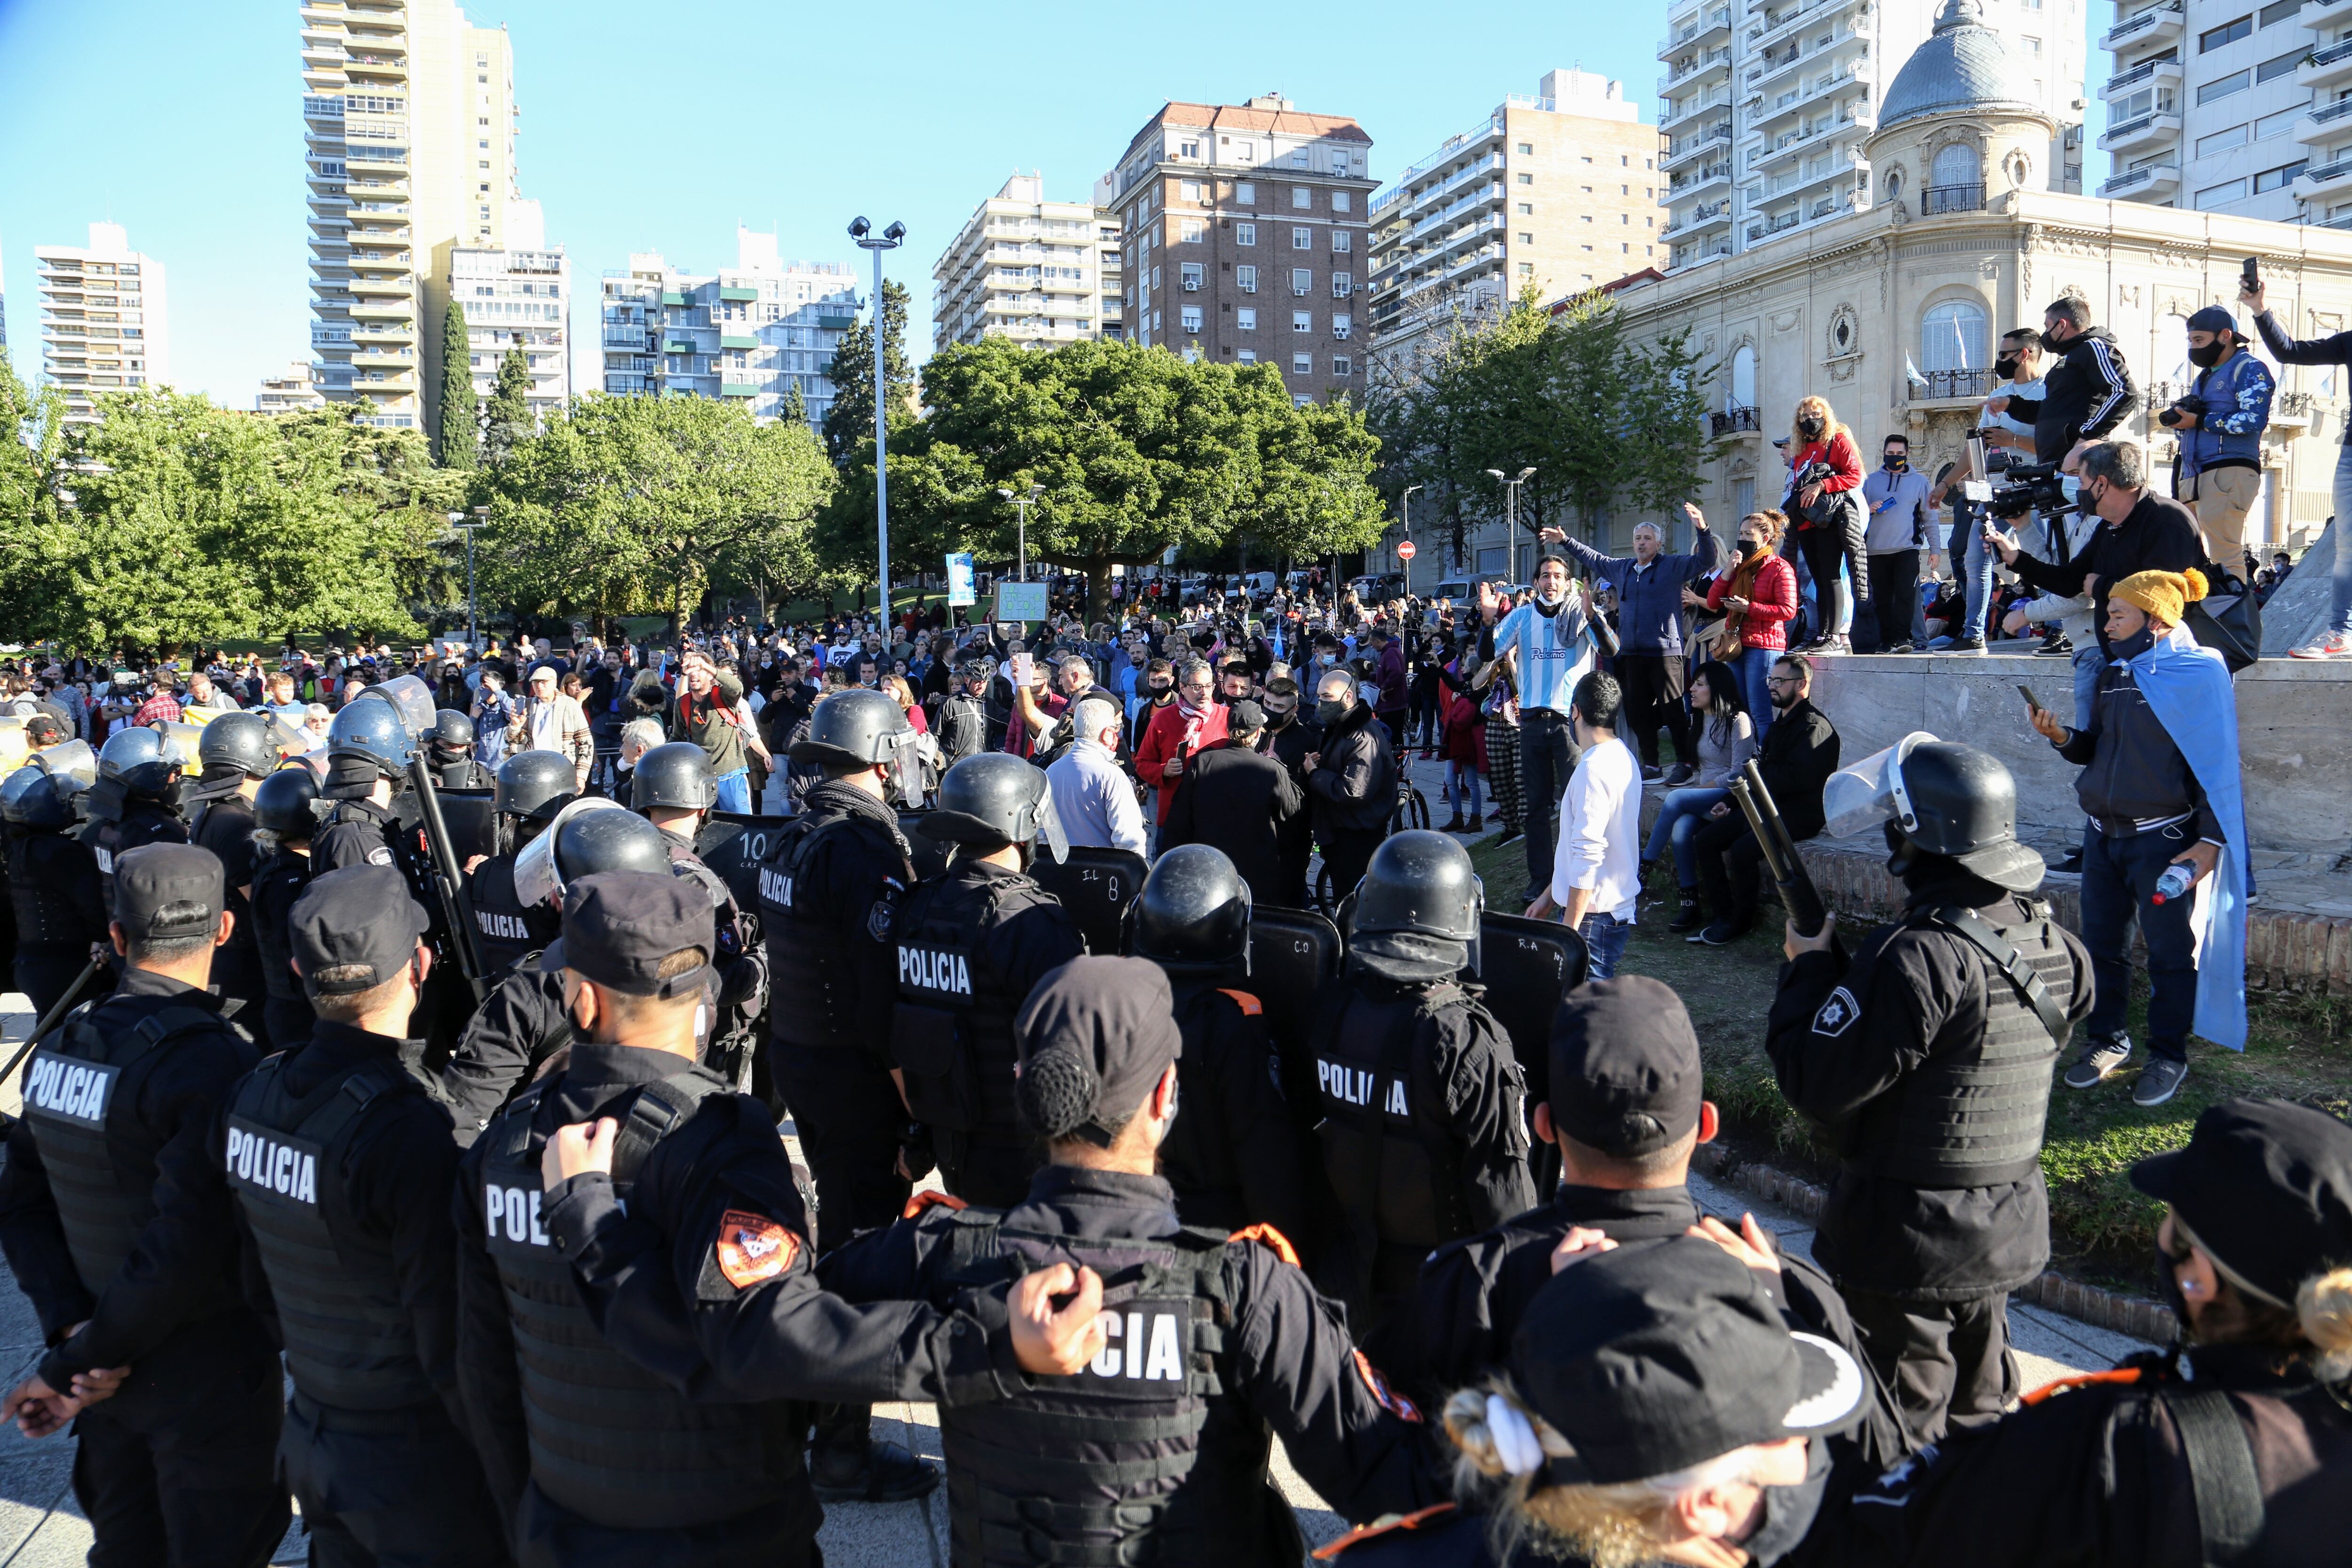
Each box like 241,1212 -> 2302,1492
1526,671 -> 1642,980
1045,695 -> 1146,859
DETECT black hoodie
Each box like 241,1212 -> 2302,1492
2034,324 -> 2139,464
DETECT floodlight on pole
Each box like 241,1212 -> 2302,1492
850,216 -> 905,624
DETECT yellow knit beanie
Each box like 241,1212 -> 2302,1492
2109,567 -> 2207,627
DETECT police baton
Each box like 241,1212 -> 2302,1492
0,956 -> 109,1096
408,755 -> 488,1003
1727,761 -> 1829,939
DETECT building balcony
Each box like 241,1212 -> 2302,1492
349,298 -> 410,319
1409,183 -> 1504,241
351,348 -> 414,367
1658,6 -> 1732,59
2271,389 -> 2317,426
1710,405 -> 1762,437
1907,368 -> 2000,406
2099,110 -> 2182,153
2294,152 -> 2352,202
2301,0 -> 2352,31
1400,151 -> 1507,217
1669,161 -> 1733,198
302,94 -> 345,119
2099,1 -> 2184,53
2101,56 -> 2183,99
345,148 -> 407,171
1658,47 -> 1733,95
1753,118 -> 1864,175
351,325 -> 414,345
2302,35 -> 2352,90
346,276 -> 412,298
1664,200 -> 1733,236
1664,92 -> 1735,132
1919,182 -> 1985,215
1664,125 -> 1735,170
2099,161 -> 2181,198
2296,95 -> 2352,146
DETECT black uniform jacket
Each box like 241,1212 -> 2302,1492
1307,703 -> 1398,836
440,958 -> 570,1146
2008,493 -> 2202,658
0,969 -> 271,1410
818,1164 -> 1447,1525
1158,742 -> 1303,907
1156,979 -> 1317,1246
1803,1344 -> 2352,1568
1766,871 -> 2094,1299
2058,661 -> 2222,840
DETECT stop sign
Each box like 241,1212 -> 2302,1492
1396,540 -> 1417,560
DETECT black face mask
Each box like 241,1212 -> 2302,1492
1147,681 -> 1172,696
1993,353 -> 2021,379
2111,624 -> 2158,661
1739,1434 -> 1833,1568
1883,453 -> 1908,472
1263,706 -> 1295,729
1736,537 -> 1762,559
1315,699 -> 1349,727
2188,339 -> 2227,369
1797,416 -> 1825,440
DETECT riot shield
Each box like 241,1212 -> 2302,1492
1029,846 -> 1147,957
695,811 -> 785,912
1246,903 -> 1345,1062
435,788 -> 499,864
1478,911 -> 1590,1199
898,811 -> 954,882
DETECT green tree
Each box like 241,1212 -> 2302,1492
436,300 -> 478,469
482,340 -> 535,465
779,379 -> 808,428
820,278 -> 914,467
1617,326 -> 1721,522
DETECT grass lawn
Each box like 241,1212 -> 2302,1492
1463,833 -> 2352,1291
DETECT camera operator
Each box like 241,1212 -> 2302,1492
2158,305 -> 2273,584
1930,328 -> 2046,650
2037,295 -> 2139,474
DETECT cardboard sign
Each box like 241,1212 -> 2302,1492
995,581 -> 1049,623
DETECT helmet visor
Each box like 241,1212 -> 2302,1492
152,721 -> 207,769
1032,777 -> 1070,865
263,714 -> 311,757
1820,731 -> 1938,840
512,796 -> 626,909
364,674 -> 437,740
35,740 -> 96,792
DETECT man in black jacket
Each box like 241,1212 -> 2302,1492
1158,700 -> 1303,907
2036,294 -> 2139,470
1987,440 -> 2202,659
1257,677 -> 1321,906
1304,669 -> 1397,904
1689,653 -> 1840,944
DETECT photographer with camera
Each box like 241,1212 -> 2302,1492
1931,328 -> 2047,651
1785,397 -> 1868,654
2160,305 -> 2273,585
2037,295 -> 2139,475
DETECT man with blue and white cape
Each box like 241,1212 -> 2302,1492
2028,566 -> 2248,1108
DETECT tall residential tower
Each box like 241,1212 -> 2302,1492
931,173 -> 1124,354
34,223 -> 169,429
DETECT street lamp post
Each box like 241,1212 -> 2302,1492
448,507 -> 490,648
1485,466 -> 1537,577
997,483 -> 1044,580
850,217 -> 905,629
1399,484 -> 1421,597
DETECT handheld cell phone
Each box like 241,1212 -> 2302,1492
2242,255 -> 2260,291
2016,683 -> 2042,715
1011,652 -> 1033,688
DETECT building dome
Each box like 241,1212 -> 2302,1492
1877,0 -> 2052,131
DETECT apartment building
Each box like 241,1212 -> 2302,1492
34,222 -> 170,430
256,361 -> 328,414
1101,95 -> 1377,404
302,0 -> 539,434
932,173 -> 1124,353
1366,70 -> 1665,387
600,230 -> 860,430
440,227 -> 570,422
2096,0 -> 2352,222
1659,0 -> 2084,270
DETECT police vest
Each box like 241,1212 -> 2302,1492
190,796 -> 257,951
21,1002 -> 228,1296
250,849 -> 315,1002
476,1068 -> 794,1531
922,1207 -> 1294,1568
224,1053 -> 435,1410
1872,899 -> 2074,1189
1155,983 -> 1260,1232
465,852 -> 556,979
9,829 -> 96,946
889,869 -> 1033,1140
757,812 -> 890,1049
1310,981 -> 1476,1258
80,802 -> 184,909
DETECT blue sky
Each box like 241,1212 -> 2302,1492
0,0 -> 2110,407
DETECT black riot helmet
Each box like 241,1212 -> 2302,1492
551,806 -> 672,883
326,694 -> 415,778
196,710 -> 276,780
1887,740 -> 2044,892
1345,829 -> 1484,983
3,740 -> 96,831
630,741 -> 717,813
98,724 -> 184,800
1128,844 -> 1251,976
788,687 -> 912,771
253,765 -> 322,838
0,765 -> 43,826
430,708 -> 477,751
494,749 -> 578,821
920,753 -> 1068,862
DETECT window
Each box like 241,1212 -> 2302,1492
2255,104 -> 2305,140
1519,232 -> 1536,245
1517,142 -> 1534,154
1292,186 -> 1312,208
1181,305 -> 1202,333
1290,148 -> 1309,167
1292,268 -> 1312,294
2021,35 -> 2041,55
1179,139 -> 1200,158
1517,202 -> 1534,215
1920,298 -> 1988,374
1236,222 -> 1256,246
2258,0 -> 2301,22
1332,312 -> 1352,340
1237,307 -> 1257,330
1519,262 -> 1535,276
1332,230 -> 1351,253
1293,310 -> 1312,332
2254,160 -> 2306,192
1237,265 -> 1258,293
1180,263 -> 1203,290
1238,349 -> 1256,362
1293,226 -> 1313,249
1181,179 -> 1202,202
1517,172 -> 1534,184
1333,356 -> 1352,377
1236,182 -> 1256,204
2199,15 -> 2252,51
1292,353 -> 1313,375
2200,71 -> 2250,103
1182,219 -> 1205,243
2257,48 -> 2303,83
1151,266 -> 1161,290
1931,143 -> 1980,189
1332,272 -> 1353,296
2197,178 -> 2249,207
2199,123 -> 2250,156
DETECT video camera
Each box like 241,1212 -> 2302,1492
1966,429 -> 2071,520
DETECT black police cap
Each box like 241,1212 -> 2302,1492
1548,976 -> 1704,1159
1015,956 -> 1184,1147
2132,1097 -> 2352,1309
546,871 -> 714,999
112,843 -> 224,938
288,864 -> 430,996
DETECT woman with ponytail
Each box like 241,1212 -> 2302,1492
1694,509 -> 1798,736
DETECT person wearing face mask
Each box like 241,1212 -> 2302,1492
1303,667 -> 1399,905
1256,675 -> 1323,905
1812,1098 -> 2352,1568
1782,397 -> 1867,655
1860,436 -> 1937,654
1478,556 -> 1597,907
1769,740 -> 2091,1448
2036,294 -> 2140,474
2164,304 -> 2273,584
1135,659 -> 1229,827
1930,328 -> 2047,652
1697,510 -> 1800,738
2027,568 -> 2247,1110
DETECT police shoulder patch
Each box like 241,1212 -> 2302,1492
366,846 -> 395,867
715,1208 -> 801,1290
866,884 -> 900,942
1812,986 -> 1861,1038
1351,1349 -> 1422,1424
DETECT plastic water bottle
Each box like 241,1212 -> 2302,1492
2151,863 -> 2194,906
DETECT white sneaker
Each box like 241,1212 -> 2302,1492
2289,630 -> 2352,660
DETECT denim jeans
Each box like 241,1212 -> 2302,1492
2069,638 -> 2104,731
1726,646 -> 1778,739
1951,497 -> 1995,640
1579,910 -> 1632,982
1518,711 -> 1580,900
1645,786 -> 1731,887
713,767 -> 752,815
2079,822 -> 2201,1062
1444,760 -> 1483,820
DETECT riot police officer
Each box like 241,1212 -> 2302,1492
247,764 -> 322,1051
186,712 -> 277,1043
630,740 -> 767,1088
1127,844 -> 1316,1244
464,748 -> 576,980
424,708 -> 490,788
3,740 -> 104,1016
80,724 -> 190,909
440,802 -> 673,1142
0,844 -> 288,1563
311,696 -> 419,876
1768,738 -> 2092,1446
891,752 -> 1084,1207
461,871 -> 1094,1566
208,863 -> 507,1564
1309,830 -> 1534,1338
